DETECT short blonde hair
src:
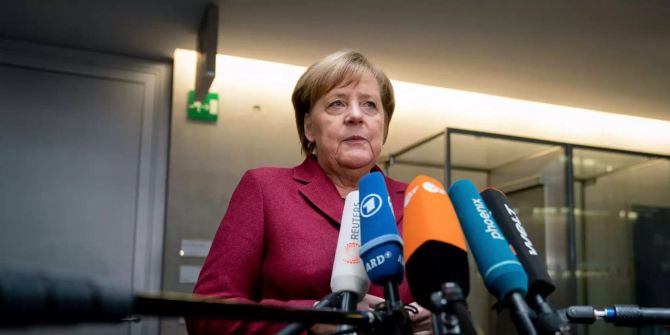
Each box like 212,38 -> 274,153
292,50 -> 395,155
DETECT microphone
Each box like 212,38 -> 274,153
0,267 -> 378,329
481,188 -> 570,335
563,305 -> 670,327
480,188 -> 553,297
358,172 -> 404,286
403,176 -> 475,335
331,190 -> 370,333
358,171 -> 410,334
448,179 -> 536,335
0,267 -> 133,327
279,191 -> 370,335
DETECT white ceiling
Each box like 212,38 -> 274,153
3,0 -> 670,121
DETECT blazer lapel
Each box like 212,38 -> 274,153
387,178 -> 406,225
294,157 -> 344,225
293,156 -> 407,226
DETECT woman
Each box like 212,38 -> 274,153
187,50 -> 431,334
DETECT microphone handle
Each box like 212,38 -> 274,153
564,304 -> 670,327
449,300 -> 476,335
431,299 -> 476,335
529,294 -> 571,335
275,293 -> 341,335
335,291 -> 358,334
431,312 -> 446,335
383,281 -> 412,335
509,292 -> 538,335
384,281 -> 402,311
340,291 -> 358,311
441,282 -> 476,335
606,305 -> 670,327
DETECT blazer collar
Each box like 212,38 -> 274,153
293,155 -> 406,225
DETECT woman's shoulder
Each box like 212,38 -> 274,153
241,166 -> 294,184
241,157 -> 316,183
232,166 -> 297,198
245,165 -> 293,177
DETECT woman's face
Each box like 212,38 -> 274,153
304,73 -> 385,171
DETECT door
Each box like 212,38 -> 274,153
0,40 -> 169,335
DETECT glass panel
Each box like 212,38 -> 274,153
387,132 -> 446,184
387,129 -> 670,335
573,149 -> 670,335
450,132 -> 568,335
451,132 -> 557,173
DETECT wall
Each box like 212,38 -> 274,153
161,51 -> 306,334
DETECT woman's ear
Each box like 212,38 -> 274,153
304,112 -> 314,143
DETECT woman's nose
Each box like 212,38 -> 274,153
345,105 -> 364,125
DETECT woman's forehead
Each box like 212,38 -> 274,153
325,72 -> 378,93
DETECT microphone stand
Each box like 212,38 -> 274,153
382,281 -> 412,335
429,283 -> 476,335
528,294 -> 571,335
508,292 -> 538,335
134,292 -> 374,326
430,291 -> 460,335
276,292 -> 342,335
336,291 -> 359,335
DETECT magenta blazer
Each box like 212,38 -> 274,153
187,156 -> 413,334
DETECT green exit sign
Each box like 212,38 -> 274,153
187,90 -> 219,122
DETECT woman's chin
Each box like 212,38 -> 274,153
336,151 -> 376,170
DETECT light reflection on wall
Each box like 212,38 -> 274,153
531,207 -> 640,220
175,48 -> 670,156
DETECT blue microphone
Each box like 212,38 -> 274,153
359,172 -> 411,335
358,172 -> 404,285
448,179 -> 537,335
447,179 -> 527,301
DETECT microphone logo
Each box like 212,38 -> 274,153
343,242 -> 362,264
504,203 -> 538,256
472,198 -> 505,240
422,181 -> 446,194
360,194 -> 383,218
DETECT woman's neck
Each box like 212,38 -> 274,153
316,156 -> 374,198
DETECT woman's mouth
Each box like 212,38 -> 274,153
344,135 -> 366,141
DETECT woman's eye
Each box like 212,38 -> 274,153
363,101 -> 377,109
329,100 -> 345,108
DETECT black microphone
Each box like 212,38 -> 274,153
448,180 -> 536,335
0,267 -> 132,327
0,267 -> 378,329
481,188 -> 570,335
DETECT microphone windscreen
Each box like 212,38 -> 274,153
481,188 -> 555,298
448,179 -> 528,302
0,267 -> 132,326
331,191 -> 370,298
403,176 -> 470,309
358,172 -> 404,285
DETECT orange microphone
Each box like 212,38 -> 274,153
403,175 -> 469,310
